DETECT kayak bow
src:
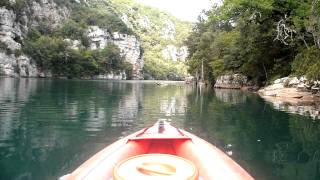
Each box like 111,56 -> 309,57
61,121 -> 253,180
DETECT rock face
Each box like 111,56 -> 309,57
138,15 -> 151,30
161,45 -> 188,62
162,20 -> 176,40
0,1 -> 143,79
112,32 -> 143,79
0,0 -> 70,77
214,74 -> 248,89
258,76 -> 320,119
0,8 -> 21,51
87,26 -> 112,50
258,76 -> 320,99
0,53 -> 38,77
86,26 -> 143,79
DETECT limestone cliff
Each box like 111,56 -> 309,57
0,0 -> 143,79
0,0 -> 69,77
108,0 -> 191,79
86,26 -> 143,79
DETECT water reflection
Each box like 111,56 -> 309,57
185,87 -> 320,180
262,96 -> 320,120
0,79 -> 319,180
214,89 -> 248,104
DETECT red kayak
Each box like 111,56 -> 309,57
60,121 -> 254,180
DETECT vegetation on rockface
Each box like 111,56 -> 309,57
186,0 -> 320,85
107,0 -> 192,80
18,0 -> 132,78
23,29 -> 130,78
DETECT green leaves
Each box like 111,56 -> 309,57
292,46 -> 320,80
22,30 -> 127,78
186,0 -> 320,84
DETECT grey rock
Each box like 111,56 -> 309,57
17,55 -> 38,77
288,77 -> 300,86
121,14 -> 133,29
87,26 -> 112,49
214,74 -> 248,89
162,20 -> 175,40
86,26 -> 143,79
64,39 -> 81,50
138,15 -> 151,29
162,45 -> 188,62
0,0 -> 71,78
0,53 -> 17,77
0,8 -> 21,51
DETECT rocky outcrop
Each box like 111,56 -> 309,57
121,14 -> 133,29
112,32 -> 143,79
29,0 -> 70,28
258,76 -> 320,101
0,52 -> 38,77
258,76 -> 320,119
93,71 -> 126,80
138,15 -> 151,30
86,26 -> 143,79
162,20 -> 176,40
0,8 -> 22,51
87,26 -> 112,50
161,45 -> 188,62
0,0 -> 70,77
214,74 -> 248,89
0,1 -> 144,79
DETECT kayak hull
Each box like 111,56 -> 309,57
61,121 -> 253,180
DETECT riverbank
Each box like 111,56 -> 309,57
258,77 -> 320,103
257,77 -> 320,119
212,75 -> 320,119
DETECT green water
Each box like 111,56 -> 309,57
0,78 -> 319,180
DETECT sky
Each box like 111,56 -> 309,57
136,0 -> 221,22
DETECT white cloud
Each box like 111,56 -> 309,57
135,0 -> 220,22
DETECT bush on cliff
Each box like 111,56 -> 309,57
71,5 -> 134,35
22,29 -> 127,78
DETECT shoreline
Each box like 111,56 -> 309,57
0,76 -> 185,83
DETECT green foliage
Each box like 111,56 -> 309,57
12,0 -> 138,79
56,20 -> 89,47
96,44 -> 124,72
186,0 -> 320,84
0,41 -> 13,55
109,0 -> 191,79
292,46 -> 320,80
210,59 -> 225,79
71,5 -> 133,35
1,0 -> 26,13
22,29 -> 128,78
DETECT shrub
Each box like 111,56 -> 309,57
292,46 -> 320,80
71,6 -> 133,34
0,41 -> 13,55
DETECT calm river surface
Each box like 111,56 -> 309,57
0,78 -> 320,180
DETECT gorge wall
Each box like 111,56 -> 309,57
108,0 -> 191,80
0,0 -> 143,79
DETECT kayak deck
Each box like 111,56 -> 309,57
61,121 -> 254,180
